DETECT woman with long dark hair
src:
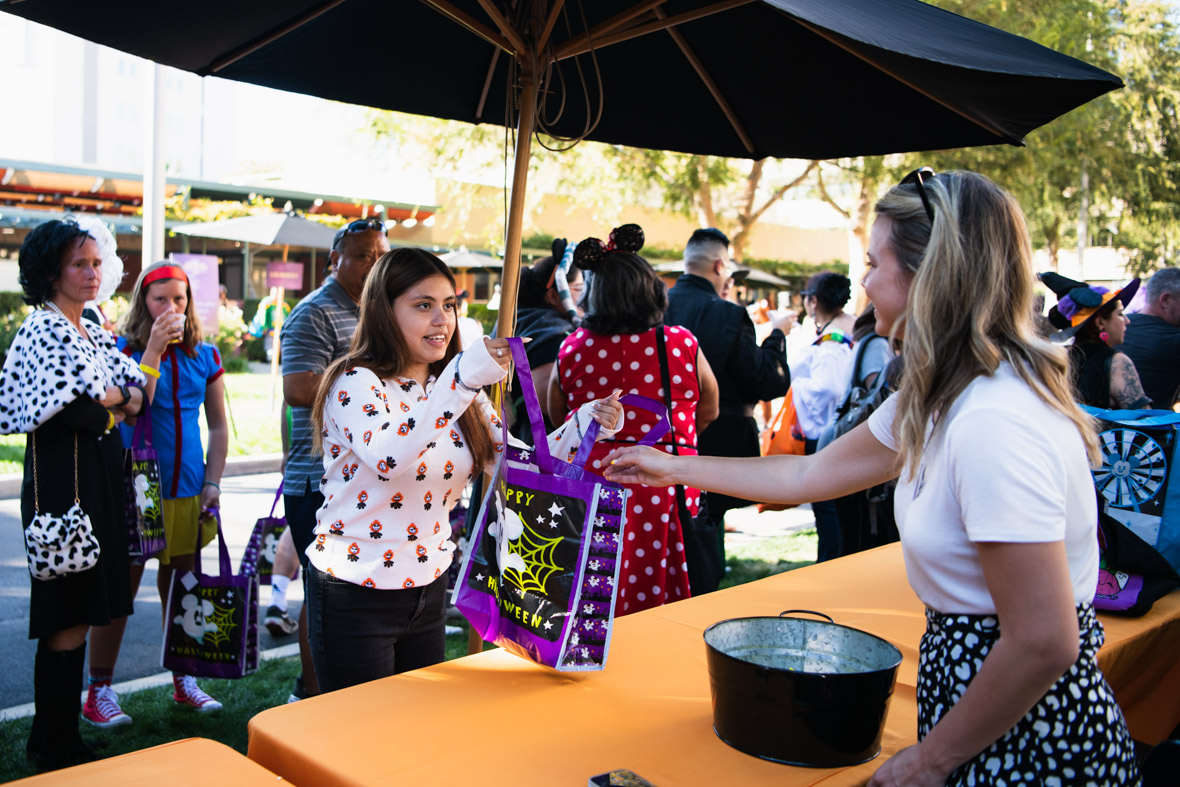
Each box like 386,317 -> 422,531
307,248 -> 621,691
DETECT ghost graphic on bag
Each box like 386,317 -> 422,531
134,473 -> 156,514
262,532 -> 279,564
175,593 -> 218,643
488,498 -> 527,578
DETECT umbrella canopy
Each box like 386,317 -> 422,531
172,212 -> 338,248
4,0 -> 1120,333
0,0 -> 1120,159
440,250 -> 504,269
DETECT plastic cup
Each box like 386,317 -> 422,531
168,314 -> 186,344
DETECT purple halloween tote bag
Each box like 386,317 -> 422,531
161,509 -> 260,678
124,409 -> 166,558
453,338 -> 669,671
239,485 -> 288,585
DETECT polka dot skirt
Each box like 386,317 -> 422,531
558,326 -> 703,615
918,604 -> 1140,786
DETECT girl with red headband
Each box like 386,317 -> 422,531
85,260 -> 229,724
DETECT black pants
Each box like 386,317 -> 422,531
306,565 -> 447,692
284,477 -> 324,570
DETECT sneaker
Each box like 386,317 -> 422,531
264,605 -> 298,637
172,675 -> 222,712
81,684 -> 132,728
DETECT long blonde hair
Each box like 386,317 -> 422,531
119,260 -> 204,355
876,170 -> 1099,479
310,248 -> 495,468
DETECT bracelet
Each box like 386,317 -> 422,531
106,412 -> 115,431
203,480 -> 221,492
139,363 -> 160,379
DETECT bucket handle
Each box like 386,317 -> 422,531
779,609 -> 835,624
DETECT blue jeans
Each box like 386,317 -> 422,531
306,565 -> 447,692
805,438 -> 842,563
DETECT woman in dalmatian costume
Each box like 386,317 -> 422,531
307,248 -> 623,692
606,171 -> 1140,786
0,218 -> 146,772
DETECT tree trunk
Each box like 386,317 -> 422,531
693,157 -> 718,230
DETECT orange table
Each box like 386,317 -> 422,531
247,544 -> 1180,786
11,737 -> 284,785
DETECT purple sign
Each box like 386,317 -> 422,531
266,262 -> 304,291
171,253 -> 220,333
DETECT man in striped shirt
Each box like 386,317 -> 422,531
280,219 -> 389,698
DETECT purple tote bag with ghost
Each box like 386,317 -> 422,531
161,509 -> 260,678
453,337 -> 669,671
124,409 -> 166,558
239,486 -> 288,585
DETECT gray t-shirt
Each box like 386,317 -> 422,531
280,278 -> 359,495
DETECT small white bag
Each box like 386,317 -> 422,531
24,432 -> 100,580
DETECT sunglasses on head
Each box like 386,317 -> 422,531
900,167 -> 936,222
333,218 -> 386,248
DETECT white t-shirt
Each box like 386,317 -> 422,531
790,339 -> 853,439
867,363 -> 1099,614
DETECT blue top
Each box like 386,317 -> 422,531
118,339 -> 224,499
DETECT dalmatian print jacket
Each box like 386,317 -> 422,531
0,309 -> 144,435
311,338 -> 618,590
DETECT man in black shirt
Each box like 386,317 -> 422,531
664,228 -> 792,590
1117,268 -> 1180,408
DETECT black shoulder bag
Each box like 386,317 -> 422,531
656,326 -> 724,595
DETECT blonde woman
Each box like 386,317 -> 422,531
605,170 -> 1139,786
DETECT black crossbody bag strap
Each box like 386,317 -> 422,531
655,327 -> 693,522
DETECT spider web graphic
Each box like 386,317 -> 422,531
502,513 -> 564,596
203,602 -> 238,649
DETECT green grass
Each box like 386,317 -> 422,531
0,626 -> 479,783
721,529 -> 817,589
0,532 -> 816,782
0,372 -> 285,477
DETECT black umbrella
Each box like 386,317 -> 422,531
1,0 -> 1121,333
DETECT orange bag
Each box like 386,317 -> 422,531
762,388 -> 806,457
759,389 -> 805,513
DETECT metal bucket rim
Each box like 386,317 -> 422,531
703,615 -> 904,674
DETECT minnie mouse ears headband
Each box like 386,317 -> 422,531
572,224 -> 645,271
1039,271 -> 1139,341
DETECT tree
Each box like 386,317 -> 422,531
907,0 -> 1180,271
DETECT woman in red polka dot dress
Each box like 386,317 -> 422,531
547,224 -> 719,615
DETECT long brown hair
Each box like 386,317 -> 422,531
310,248 -> 496,468
875,170 -> 1098,479
119,260 -> 204,354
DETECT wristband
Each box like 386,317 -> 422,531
106,412 -> 115,431
203,480 -> 221,492
139,363 -> 161,379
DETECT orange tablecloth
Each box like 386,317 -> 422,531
247,544 -> 1180,787
11,737 -> 284,785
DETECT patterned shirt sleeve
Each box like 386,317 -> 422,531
323,349 -> 499,480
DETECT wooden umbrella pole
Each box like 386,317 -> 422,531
471,51 -> 540,658
493,55 -> 540,342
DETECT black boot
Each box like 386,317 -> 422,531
32,641 -> 98,773
26,641 -> 51,761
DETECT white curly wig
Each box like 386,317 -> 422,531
73,215 -> 124,304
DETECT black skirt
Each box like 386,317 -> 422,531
22,402 -> 133,640
918,604 -> 1140,786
